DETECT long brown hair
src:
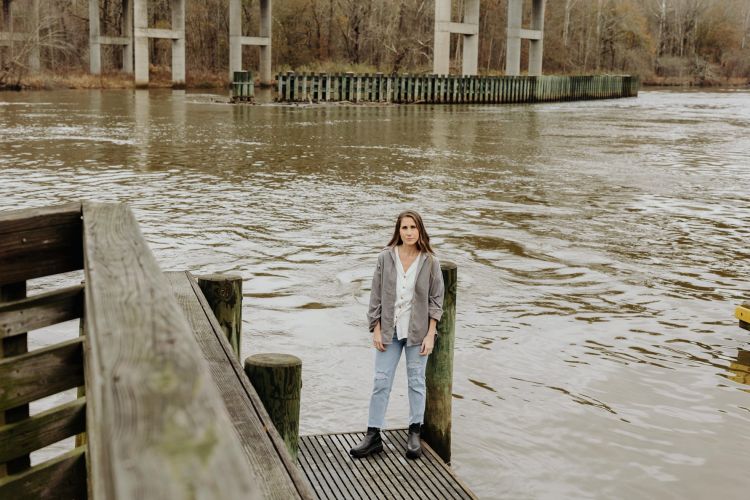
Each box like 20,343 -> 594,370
386,210 -> 435,255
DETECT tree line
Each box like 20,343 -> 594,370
2,0 -> 749,86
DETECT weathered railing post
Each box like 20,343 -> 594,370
244,354 -> 302,460
197,274 -> 243,360
423,261 -> 457,464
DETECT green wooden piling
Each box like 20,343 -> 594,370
196,274 -> 243,360
423,261 -> 457,465
271,71 -> 638,104
285,72 -> 293,101
244,354 -> 302,460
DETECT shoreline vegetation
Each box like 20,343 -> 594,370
4,67 -> 748,92
2,1 -> 748,93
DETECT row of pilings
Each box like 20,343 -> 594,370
275,73 -> 640,104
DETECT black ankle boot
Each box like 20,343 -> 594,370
349,427 -> 383,458
406,423 -> 422,459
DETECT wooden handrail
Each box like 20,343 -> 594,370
1,203 -> 86,480
82,202 -> 268,499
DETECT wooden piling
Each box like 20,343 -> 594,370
423,261 -> 457,464
244,353 -> 302,460
196,274 -> 243,360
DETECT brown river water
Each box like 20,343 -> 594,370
1,88 -> 749,499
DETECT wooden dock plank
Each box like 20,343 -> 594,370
166,271 -> 314,499
300,435 -> 342,499
392,428 -> 468,499
333,432 -> 390,500
298,438 -> 335,500
328,433 -> 383,500
300,430 -> 477,500
386,429 -> 457,499
373,432 -> 421,500
337,432 -> 407,500
316,434 -> 363,499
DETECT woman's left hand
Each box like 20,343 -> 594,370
420,333 -> 435,356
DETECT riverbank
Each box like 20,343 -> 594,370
2,68 -> 229,91
3,69 -> 747,92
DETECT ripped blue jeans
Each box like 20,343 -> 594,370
367,332 -> 429,429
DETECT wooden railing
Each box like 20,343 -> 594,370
0,202 -> 311,499
275,72 -> 640,104
0,203 -> 87,498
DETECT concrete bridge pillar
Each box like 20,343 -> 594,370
433,0 -> 479,76
506,0 -> 546,76
171,0 -> 185,85
433,0 -> 450,75
528,0 -> 546,76
133,0 -> 185,87
259,0 -> 272,85
133,0 -> 147,85
122,0 -> 133,73
88,0 -> 100,74
229,0 -> 273,85
89,0 -> 133,75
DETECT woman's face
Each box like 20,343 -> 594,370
399,216 -> 420,247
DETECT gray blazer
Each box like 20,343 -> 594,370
367,247 -> 445,347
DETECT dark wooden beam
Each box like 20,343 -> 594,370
0,203 -> 83,286
0,285 -> 84,339
0,338 -> 84,412
0,446 -> 87,500
0,397 -> 86,464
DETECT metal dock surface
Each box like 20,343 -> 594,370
298,429 -> 476,499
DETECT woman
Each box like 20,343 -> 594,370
350,210 -> 445,460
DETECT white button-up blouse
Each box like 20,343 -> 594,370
394,247 -> 423,340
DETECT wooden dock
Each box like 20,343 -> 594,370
0,202 -> 476,499
298,429 -> 476,500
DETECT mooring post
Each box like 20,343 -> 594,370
244,353 -> 302,460
196,274 -> 242,360
423,261 -> 457,464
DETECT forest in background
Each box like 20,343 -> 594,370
1,0 -> 749,88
